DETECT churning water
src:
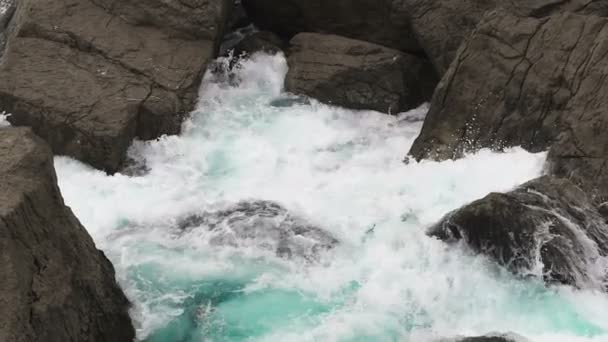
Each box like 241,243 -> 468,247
55,54 -> 608,342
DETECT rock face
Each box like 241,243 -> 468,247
92,0 -> 231,41
0,0 -> 231,173
285,33 -> 437,114
177,200 -> 337,261
408,10 -> 608,199
241,0 -> 421,53
403,0 -> 498,75
0,127 -> 134,341
430,176 -> 608,290
403,0 -> 608,75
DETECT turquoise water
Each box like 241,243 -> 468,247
54,54 -> 608,342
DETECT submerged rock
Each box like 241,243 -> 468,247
454,337 -> 517,342
285,33 -> 437,114
241,0 -> 421,53
0,127 -> 134,341
430,176 -> 608,290
268,94 -> 310,108
0,0 -> 231,173
178,200 -> 337,261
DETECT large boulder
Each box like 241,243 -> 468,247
285,33 -> 437,114
241,0 -> 421,53
455,337 -> 515,342
0,127 -> 134,341
429,176 -> 608,290
408,11 -> 608,198
404,0 -> 608,75
0,0 -> 231,173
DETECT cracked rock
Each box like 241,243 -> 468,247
0,126 -> 134,342
408,10 -> 608,199
403,0 -> 608,76
285,33 -> 437,114
0,0 -> 231,173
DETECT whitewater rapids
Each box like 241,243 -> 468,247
54,53 -> 608,342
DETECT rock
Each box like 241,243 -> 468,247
0,0 -> 15,54
408,11 -> 608,166
91,0 -> 232,42
0,127 -> 134,341
436,332 -> 527,342
177,200 -> 338,261
232,31 -> 287,57
404,0 -> 608,76
226,0 -> 250,31
455,337 -> 515,342
0,0 -> 231,173
241,0 -> 421,53
403,0 -> 498,75
285,33 -> 437,114
0,0 -> 14,30
429,176 -> 608,290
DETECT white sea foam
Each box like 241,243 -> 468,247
55,53 -> 608,341
0,111 -> 10,127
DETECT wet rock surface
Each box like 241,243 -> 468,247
408,10 -> 608,199
0,0 -> 231,173
430,176 -> 608,290
0,127 -> 134,341
285,33 -> 437,114
178,200 -> 338,261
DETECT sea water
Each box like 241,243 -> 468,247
55,53 -> 608,342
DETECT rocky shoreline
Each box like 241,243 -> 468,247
2,0 -> 608,341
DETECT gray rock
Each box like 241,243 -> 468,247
403,0 -> 498,76
404,0 -> 608,75
285,33 -> 437,114
408,10 -> 608,199
430,176 -> 608,290
178,200 -> 338,261
0,0 -> 14,29
0,0 -> 231,173
0,127 -> 134,341
241,0 -> 421,53
91,0 -> 232,42
0,0 -> 15,54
